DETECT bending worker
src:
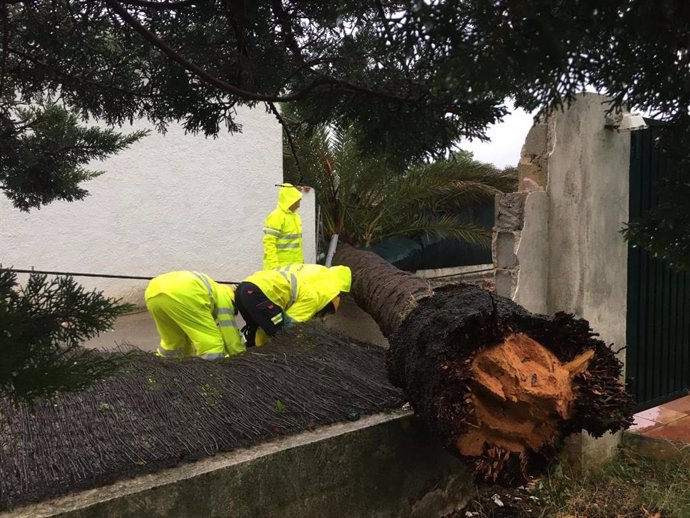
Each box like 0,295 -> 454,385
263,183 -> 303,269
145,270 -> 245,360
235,265 -> 351,347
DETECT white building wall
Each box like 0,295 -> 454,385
1,106 -> 315,304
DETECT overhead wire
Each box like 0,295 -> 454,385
3,268 -> 239,285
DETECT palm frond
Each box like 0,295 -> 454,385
280,109 -> 517,248
380,215 -> 492,247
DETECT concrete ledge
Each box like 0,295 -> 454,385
415,264 -> 493,279
4,411 -> 472,518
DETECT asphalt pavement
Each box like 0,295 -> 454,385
84,294 -> 388,352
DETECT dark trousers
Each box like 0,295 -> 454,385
235,282 -> 284,347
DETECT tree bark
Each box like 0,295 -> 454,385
334,243 -> 634,483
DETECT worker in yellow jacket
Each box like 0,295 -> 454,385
235,265 -> 351,347
275,263 -> 345,285
145,271 -> 245,360
263,183 -> 303,269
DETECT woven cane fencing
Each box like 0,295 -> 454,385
0,323 -> 404,510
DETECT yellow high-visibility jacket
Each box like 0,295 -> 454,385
263,184 -> 303,269
275,264 -> 348,287
244,265 -> 351,323
145,271 -> 244,358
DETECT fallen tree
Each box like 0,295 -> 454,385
335,243 -> 634,483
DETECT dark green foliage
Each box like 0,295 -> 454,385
0,105 -> 147,210
7,1 -> 687,161
622,175 -> 690,271
3,0 -> 690,258
622,124 -> 690,271
0,269 -> 133,404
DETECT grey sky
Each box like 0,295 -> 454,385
459,106 -> 536,168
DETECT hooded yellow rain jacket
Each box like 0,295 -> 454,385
276,264 -> 347,287
244,265 -> 351,323
263,183 -> 303,269
145,271 -> 245,360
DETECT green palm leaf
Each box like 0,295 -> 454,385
282,110 -> 516,249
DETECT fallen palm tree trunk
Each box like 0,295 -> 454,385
335,243 -> 634,483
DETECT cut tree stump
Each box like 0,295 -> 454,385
335,243 -> 634,483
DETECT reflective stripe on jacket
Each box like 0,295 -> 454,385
145,270 -> 244,358
276,264 -> 352,295
263,184 -> 303,269
215,283 -> 245,356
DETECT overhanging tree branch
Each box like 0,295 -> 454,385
119,0 -> 196,8
270,0 -> 303,58
373,0 -> 394,44
103,0 -> 295,101
267,101 -> 303,184
7,47 -> 159,100
103,0 -> 423,104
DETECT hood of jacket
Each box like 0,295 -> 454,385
322,265 -> 351,295
312,265 -> 351,315
278,184 -> 302,212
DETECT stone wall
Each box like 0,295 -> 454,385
493,93 -> 633,469
3,413 -> 472,518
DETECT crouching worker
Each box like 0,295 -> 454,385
145,271 -> 245,360
235,265 -> 351,347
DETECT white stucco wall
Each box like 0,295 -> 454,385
543,94 -> 630,349
505,93 -> 631,350
1,106 -> 315,304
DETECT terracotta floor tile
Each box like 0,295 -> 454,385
634,406 -> 687,425
629,415 -> 661,432
660,394 -> 690,415
634,408 -> 657,421
645,415 -> 690,443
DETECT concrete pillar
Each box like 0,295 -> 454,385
492,93 -> 632,473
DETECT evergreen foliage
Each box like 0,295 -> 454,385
1,105 -> 147,210
3,0 -> 688,265
0,269 -> 133,404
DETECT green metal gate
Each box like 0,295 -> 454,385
626,124 -> 690,411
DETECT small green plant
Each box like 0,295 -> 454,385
0,269 -> 134,405
200,383 -> 219,400
538,447 -> 690,517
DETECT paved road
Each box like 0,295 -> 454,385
84,294 -> 388,351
